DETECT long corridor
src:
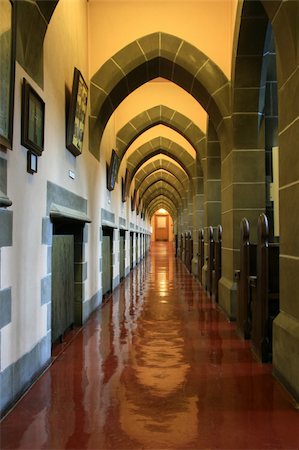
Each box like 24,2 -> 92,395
1,242 -> 298,450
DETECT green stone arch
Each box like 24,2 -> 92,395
116,105 -> 205,160
135,161 -> 189,192
139,170 -> 183,199
144,187 -> 179,210
141,180 -> 182,207
127,137 -> 196,183
148,196 -> 177,219
89,31 -> 230,159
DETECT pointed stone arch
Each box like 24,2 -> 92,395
144,186 -> 179,208
149,204 -> 176,221
127,137 -> 196,182
116,105 -> 205,160
89,31 -> 230,159
147,196 -> 177,219
141,180 -> 182,207
135,161 -> 189,192
139,170 -> 183,199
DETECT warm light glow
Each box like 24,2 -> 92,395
158,208 -> 167,214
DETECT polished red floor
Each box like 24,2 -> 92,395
1,242 -> 298,449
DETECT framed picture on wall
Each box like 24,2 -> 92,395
131,189 -> 137,211
121,177 -> 126,202
0,0 -> 16,150
121,168 -> 130,202
21,78 -> 45,156
66,67 -> 88,157
107,149 -> 120,191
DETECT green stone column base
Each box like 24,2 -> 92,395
273,312 -> 299,404
218,276 -> 237,320
192,257 -> 198,278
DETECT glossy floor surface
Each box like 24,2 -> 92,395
1,242 -> 298,449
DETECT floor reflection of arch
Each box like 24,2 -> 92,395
117,257 -> 197,448
116,105 -> 205,160
89,31 -> 229,158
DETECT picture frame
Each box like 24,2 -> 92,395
107,149 -> 120,191
131,189 -> 137,211
21,78 -> 45,156
121,177 -> 126,202
66,67 -> 88,157
0,0 -> 16,150
121,168 -> 130,202
27,151 -> 38,174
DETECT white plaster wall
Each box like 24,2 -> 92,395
1,0 -> 92,371
1,63 -> 49,370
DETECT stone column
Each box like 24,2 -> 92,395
192,157 -> 204,277
202,122 -> 221,289
263,0 -> 299,403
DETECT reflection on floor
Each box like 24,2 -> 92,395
1,242 -> 298,449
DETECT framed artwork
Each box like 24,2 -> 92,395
122,168 -> 130,202
21,78 -> 45,156
121,177 -> 126,202
137,198 -> 142,215
107,149 -> 120,191
0,0 -> 16,149
131,189 -> 137,211
27,151 -> 38,174
66,67 -> 88,157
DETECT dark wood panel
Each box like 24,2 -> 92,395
119,235 -> 125,280
130,233 -> 134,269
52,235 -> 74,344
102,235 -> 112,295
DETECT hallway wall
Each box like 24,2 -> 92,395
0,0 -> 151,416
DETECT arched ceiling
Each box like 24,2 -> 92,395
89,32 -> 230,159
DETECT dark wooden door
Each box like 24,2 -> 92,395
52,235 -> 74,343
130,233 -> 134,269
119,233 -> 125,280
102,234 -> 112,296
136,233 -> 139,264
